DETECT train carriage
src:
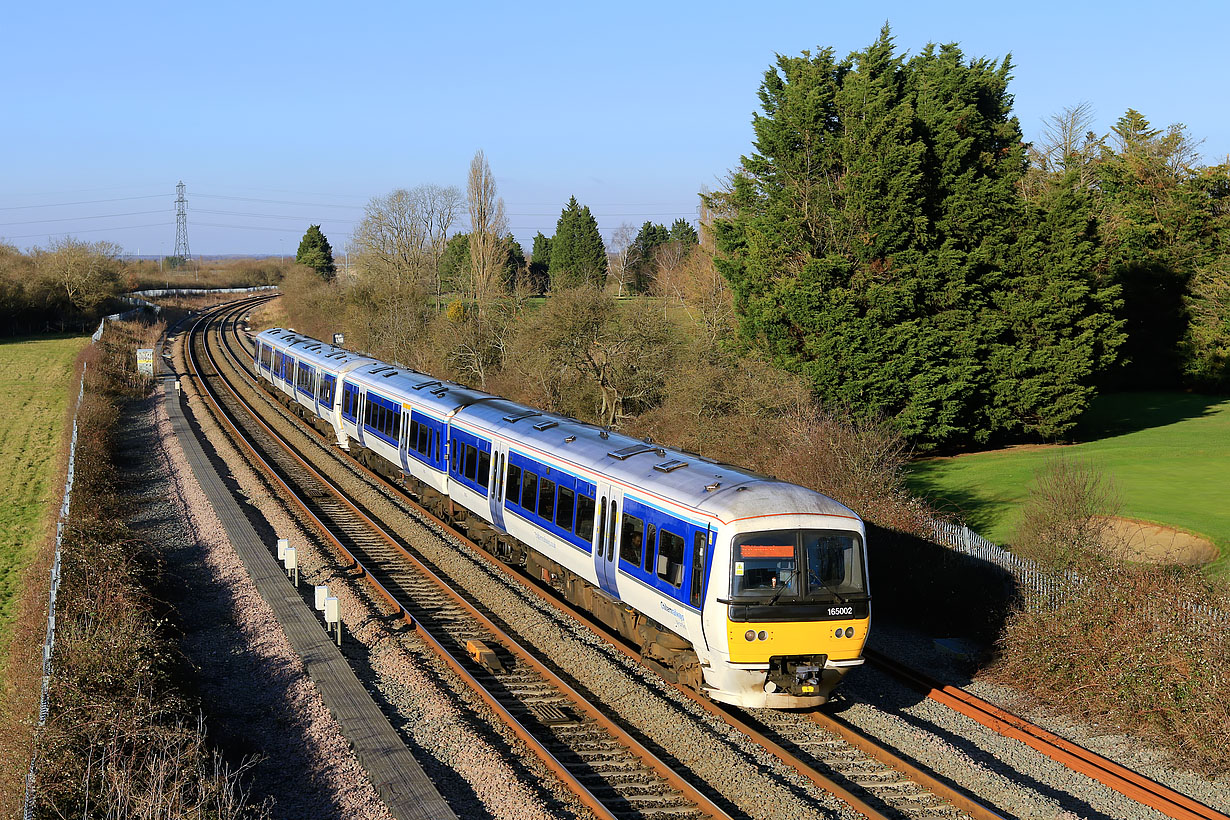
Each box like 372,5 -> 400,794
253,328 -> 870,708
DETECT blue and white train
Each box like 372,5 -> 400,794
254,328 -> 870,708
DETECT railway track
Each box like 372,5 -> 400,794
199,300 -> 1004,820
864,650 -> 1230,820
186,301 -> 731,820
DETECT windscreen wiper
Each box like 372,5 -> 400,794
767,569 -> 797,606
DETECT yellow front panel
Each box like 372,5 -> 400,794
726,618 -> 869,663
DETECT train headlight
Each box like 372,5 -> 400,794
834,628 -> 843,638
758,630 -> 767,641
745,630 -> 756,642
845,627 -> 855,638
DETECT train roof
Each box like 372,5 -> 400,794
455,398 -> 858,526
258,328 -> 375,371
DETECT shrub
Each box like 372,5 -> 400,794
1012,455 -> 1119,569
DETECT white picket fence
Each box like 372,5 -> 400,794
928,519 -> 1229,629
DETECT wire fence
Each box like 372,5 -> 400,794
928,518 -> 1229,629
23,367 -> 86,820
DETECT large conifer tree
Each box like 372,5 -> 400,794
549,197 -> 607,289
295,224 -> 337,280
710,27 -> 1122,447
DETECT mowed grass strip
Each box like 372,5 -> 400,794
0,336 -> 89,655
907,392 -> 1230,577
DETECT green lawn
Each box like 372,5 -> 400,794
0,336 -> 89,657
907,392 -> 1230,577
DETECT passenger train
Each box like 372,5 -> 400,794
254,328 -> 870,708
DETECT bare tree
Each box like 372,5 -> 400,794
418,184 -> 464,310
349,184 -> 462,311
33,237 -> 122,312
467,150 -> 507,310
606,222 -> 638,296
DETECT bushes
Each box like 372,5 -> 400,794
1012,456 -> 1119,569
992,560 -> 1230,772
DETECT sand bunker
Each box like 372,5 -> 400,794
1099,516 -> 1219,565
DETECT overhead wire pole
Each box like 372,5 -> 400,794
173,180 -> 192,277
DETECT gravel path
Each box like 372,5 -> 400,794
121,392 -> 393,820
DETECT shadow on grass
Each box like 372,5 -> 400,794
904,468 -> 1008,538
1073,391 -> 1228,441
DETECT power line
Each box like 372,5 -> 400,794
1,222 -> 174,240
0,194 -> 167,211
0,209 -> 166,227
194,193 -> 364,210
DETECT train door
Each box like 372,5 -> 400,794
594,482 -> 622,598
487,442 -> 507,532
397,404 -> 411,473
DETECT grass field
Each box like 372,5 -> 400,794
0,336 -> 89,657
907,392 -> 1230,578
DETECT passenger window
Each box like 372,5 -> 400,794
451,439 -> 459,473
538,478 -> 555,522
690,531 -> 707,606
521,471 -> 538,512
597,499 -> 607,554
464,445 -> 478,481
643,524 -> 656,573
556,486 -> 575,531
409,419 -> 420,449
620,514 -> 644,566
575,494 -> 595,541
607,502 -> 617,561
658,530 -> 684,587
435,431 -> 440,461
477,450 -> 491,489
507,463 -> 521,504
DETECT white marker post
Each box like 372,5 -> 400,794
284,547 -> 298,587
324,596 -> 341,645
314,585 -> 328,612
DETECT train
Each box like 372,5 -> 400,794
253,327 -> 870,708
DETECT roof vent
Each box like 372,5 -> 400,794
431,388 -> 448,397
705,482 -> 721,492
381,370 -> 399,377
564,435 -> 576,443
413,379 -> 441,390
532,420 -> 558,431
502,410 -> 542,423
609,443 -> 656,460
654,459 -> 688,473
599,430 -> 609,439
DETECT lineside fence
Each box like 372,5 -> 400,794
25,286 -> 272,818
928,518 -> 1229,630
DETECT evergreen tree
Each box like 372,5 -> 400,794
668,219 -> 698,246
295,224 -> 337,280
709,27 -> 1123,447
529,231 -> 552,292
629,221 -> 669,293
549,197 -> 608,289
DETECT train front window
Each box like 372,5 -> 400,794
730,533 -> 799,599
804,532 -> 864,598
731,530 -> 866,601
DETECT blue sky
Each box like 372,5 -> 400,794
2,0 -> 1227,257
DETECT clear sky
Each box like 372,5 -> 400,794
2,0 -> 1227,257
